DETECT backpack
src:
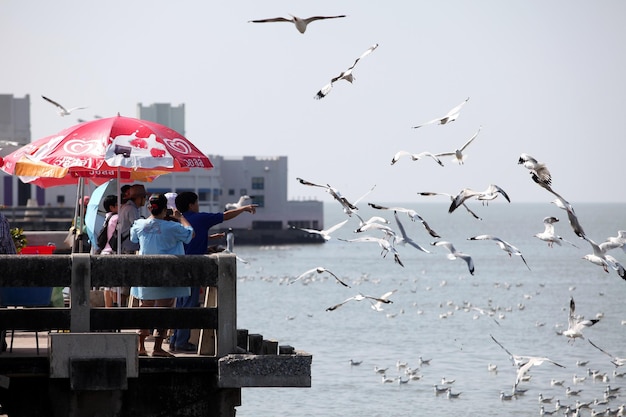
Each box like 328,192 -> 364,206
96,216 -> 118,253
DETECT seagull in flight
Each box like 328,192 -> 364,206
225,195 -> 252,210
412,97 -> 470,129
467,235 -> 531,270
390,150 -> 444,166
289,266 -> 350,287
448,184 -> 510,214
417,191 -> 482,220
326,290 -> 395,311
392,211 -> 430,253
339,236 -> 404,267
581,236 -> 626,280
314,43 -> 378,99
248,14 -> 346,34
368,203 -> 440,238
42,95 -> 87,116
518,153 -> 552,186
533,216 -> 579,248
430,240 -> 474,275
296,177 -> 374,216
588,339 -> 626,367
370,289 -> 398,312
434,126 -> 482,165
563,297 -> 600,340
599,230 -> 626,253
295,218 -> 349,241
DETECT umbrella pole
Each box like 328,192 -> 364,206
116,167 -> 121,254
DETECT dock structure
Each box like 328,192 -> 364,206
0,253 -> 312,417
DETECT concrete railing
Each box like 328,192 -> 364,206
0,253 -> 237,357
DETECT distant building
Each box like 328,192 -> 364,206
137,102 -> 185,135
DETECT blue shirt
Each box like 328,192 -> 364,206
182,211 -> 224,255
129,217 -> 194,300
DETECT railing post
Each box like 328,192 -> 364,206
215,253 -> 237,357
70,254 -> 91,332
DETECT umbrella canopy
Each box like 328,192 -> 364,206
84,179 -> 118,249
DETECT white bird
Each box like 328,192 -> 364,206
326,291 -> 395,311
370,290 -> 397,312
431,240 -> 474,275
441,377 -> 456,385
566,387 -> 582,396
588,339 -> 626,367
368,203 -> 440,238
248,14 -> 346,33
599,230 -> 626,253
419,356 -> 432,366
563,297 -> 600,340
314,43 -> 378,99
289,267 -> 350,287
295,218 -> 349,241
551,379 -> 565,386
296,177 -> 374,216
582,236 -> 626,280
349,359 -> 362,366
412,97 -> 470,129
392,211 -> 430,253
540,405 -> 556,415
374,366 -> 388,374
339,236 -> 404,267
390,150 -> 444,166
447,390 -> 462,399
538,393 -> 554,404
42,95 -> 86,116
572,375 -> 586,384
417,191 -> 482,220
448,184 -> 511,214
500,391 -> 515,401
434,126 -> 482,165
225,195 -> 252,210
515,357 -> 565,388
467,234 -> 531,270
531,177 -> 586,239
518,153 -> 552,186
434,384 -> 450,395
534,216 -> 579,248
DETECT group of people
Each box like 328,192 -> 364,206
95,184 -> 256,357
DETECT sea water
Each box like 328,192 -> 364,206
234,202 -> 626,416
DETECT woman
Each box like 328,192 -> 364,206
129,193 -> 195,357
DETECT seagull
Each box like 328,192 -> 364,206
248,14 -> 346,34
368,203 -> 440,238
392,211 -> 430,253
42,95 -> 87,116
371,290 -> 398,312
441,377 -> 456,385
225,195 -> 252,210
530,176 -> 586,239
295,218 -> 349,241
296,177 -> 374,216
430,240 -> 474,275
326,291 -> 395,311
500,391 -> 515,401
314,44 -> 378,99
390,150 -> 444,166
566,387 -> 582,396
349,359 -> 362,366
434,384 -> 450,395
289,267 -> 350,287
534,216 -> 579,248
339,236 -> 404,267
599,230 -> 626,253
417,191 -> 482,220
467,234 -> 531,270
581,236 -> 626,280
563,297 -> 600,340
448,184 -> 510,214
374,366 -> 388,374
515,357 -> 565,388
518,153 -> 552,186
434,126 -> 482,165
588,339 -> 626,367
412,97 -> 470,129
538,394 -> 555,404
447,390 -> 462,399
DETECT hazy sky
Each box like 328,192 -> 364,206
2,1 -> 625,203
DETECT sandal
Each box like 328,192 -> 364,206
138,350 -> 148,357
151,349 -> 174,358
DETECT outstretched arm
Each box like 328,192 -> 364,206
223,204 -> 257,221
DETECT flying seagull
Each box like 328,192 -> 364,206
518,153 -> 552,186
417,191 -> 481,220
339,236 -> 404,267
390,150 -> 444,166
430,240 -> 474,275
563,297 -> 600,340
533,216 -> 578,248
326,290 -> 395,311
581,236 -> 626,280
314,43 -> 378,100
294,218 -> 349,241
289,267 -> 350,287
248,14 -> 346,34
42,95 -> 87,116
448,184 -> 510,214
368,203 -> 440,238
434,126 -> 482,165
392,211 -> 430,253
412,97 -> 470,129
599,230 -> 626,253
467,234 -> 531,270
296,177 -> 374,216
588,339 -> 626,367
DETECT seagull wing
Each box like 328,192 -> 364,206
459,126 -> 481,151
347,43 -> 379,71
290,267 -> 318,284
296,177 -> 327,188
42,95 -> 68,112
320,268 -> 350,288
314,81 -> 334,99
325,296 -> 357,311
394,211 -> 430,253
323,219 -> 349,235
352,184 -> 376,206
248,17 -> 292,24
303,15 -> 347,24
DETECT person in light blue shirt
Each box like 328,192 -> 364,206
130,193 -> 194,357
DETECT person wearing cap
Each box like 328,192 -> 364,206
117,184 -> 148,254
130,193 -> 194,357
168,191 -> 257,352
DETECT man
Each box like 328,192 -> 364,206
169,191 -> 256,352
0,212 -> 17,352
117,184 -> 148,254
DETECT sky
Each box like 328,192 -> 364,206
1,1 -> 625,204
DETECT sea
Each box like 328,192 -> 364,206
233,202 -> 626,417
